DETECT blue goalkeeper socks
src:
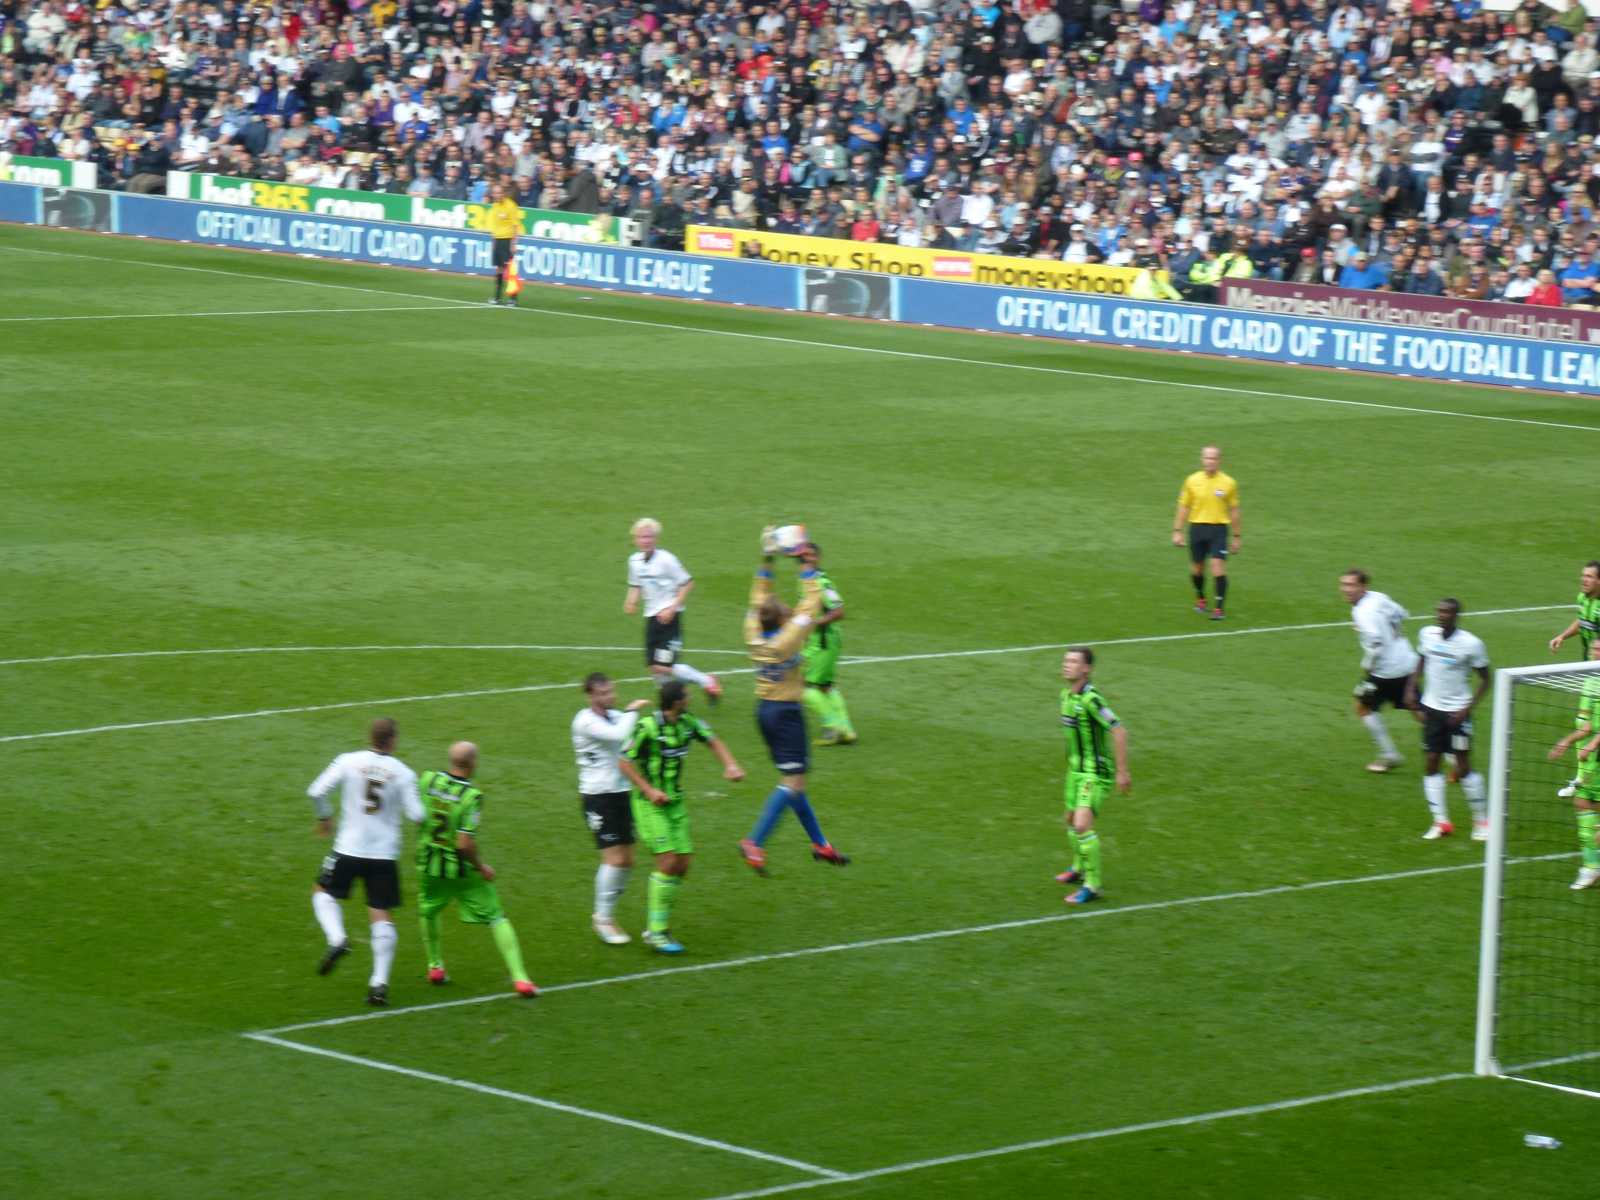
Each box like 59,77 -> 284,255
750,786 -> 791,846
788,791 -> 827,845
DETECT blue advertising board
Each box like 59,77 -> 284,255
3,181 -> 1598,396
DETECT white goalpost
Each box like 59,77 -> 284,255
1476,660 -> 1600,1098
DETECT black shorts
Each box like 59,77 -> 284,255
1422,706 -> 1473,755
1354,673 -> 1411,712
492,237 -> 514,267
645,613 -> 683,668
758,699 -> 810,774
582,790 -> 635,848
316,852 -> 402,910
1188,523 -> 1230,564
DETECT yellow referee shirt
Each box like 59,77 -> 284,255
1178,470 -> 1238,525
486,197 -> 522,240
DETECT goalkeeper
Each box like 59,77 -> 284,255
799,540 -> 856,746
737,528 -> 851,875
1546,640 -> 1600,891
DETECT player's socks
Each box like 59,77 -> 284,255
1362,712 -> 1399,760
490,918 -> 531,982
829,688 -> 855,737
1065,828 -> 1082,874
312,890 -> 346,946
1214,575 -> 1228,610
803,686 -> 834,731
1579,811 -> 1600,869
671,663 -> 713,688
750,786 -> 792,845
369,920 -> 397,988
1461,771 -> 1486,819
1191,572 -> 1205,601
420,912 -> 443,970
595,864 -> 631,919
1423,772 -> 1449,824
1077,830 -> 1103,891
787,790 -> 828,845
493,271 -> 504,303
647,871 -> 681,934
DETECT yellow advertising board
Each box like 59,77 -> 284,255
686,225 -> 1141,296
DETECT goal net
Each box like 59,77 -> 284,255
1476,661 -> 1600,1097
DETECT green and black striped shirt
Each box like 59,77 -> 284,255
415,770 -> 485,880
625,711 -> 713,804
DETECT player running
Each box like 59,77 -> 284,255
1548,560 -> 1600,659
1341,569 -> 1420,774
624,518 -> 722,703
799,541 -> 856,746
738,533 -> 851,875
1546,640 -> 1600,889
415,743 -> 537,997
306,717 -> 424,1007
1055,647 -> 1132,906
619,680 -> 744,954
572,672 -> 651,944
1405,599 -> 1491,841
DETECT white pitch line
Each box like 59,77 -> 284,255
243,1033 -> 846,1180
0,604 -> 1564,746
258,852 -> 1577,1037
0,303 -> 475,324
0,643 -> 750,668
693,1071 -> 1471,1200
5,241 -> 1598,431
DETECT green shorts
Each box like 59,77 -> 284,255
1063,771 -> 1112,815
417,874 -> 505,925
803,643 -> 841,687
632,792 -> 693,855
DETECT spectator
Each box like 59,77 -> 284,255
1340,251 -> 1390,291
1529,268 -> 1567,306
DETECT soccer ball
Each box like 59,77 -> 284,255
773,524 -> 808,555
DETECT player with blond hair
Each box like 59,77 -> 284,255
624,518 -> 722,703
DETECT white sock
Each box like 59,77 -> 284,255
594,864 -> 631,920
312,891 -> 346,946
671,663 -> 712,688
1424,773 -> 1449,824
1461,771 -> 1486,818
1362,713 -> 1398,759
369,920 -> 397,987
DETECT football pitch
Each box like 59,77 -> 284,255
5,222 -> 1600,1199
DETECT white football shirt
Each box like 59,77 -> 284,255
571,706 -> 640,794
627,548 -> 691,618
1351,590 -> 1419,679
1416,625 -> 1489,712
307,749 -> 424,860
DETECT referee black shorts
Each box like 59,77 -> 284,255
1188,523 -> 1229,564
492,237 -> 513,268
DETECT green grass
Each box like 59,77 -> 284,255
3,221 -> 1598,1199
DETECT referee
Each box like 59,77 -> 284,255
486,182 -> 521,306
1171,445 -> 1241,621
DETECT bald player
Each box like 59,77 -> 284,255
414,741 -> 537,997
1172,445 -> 1241,620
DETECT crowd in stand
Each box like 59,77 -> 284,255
5,0 -> 1600,305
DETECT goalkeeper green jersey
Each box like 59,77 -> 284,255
805,570 -> 844,655
416,770 -> 485,880
1060,683 -> 1120,780
625,710 -> 713,803
1579,592 -> 1600,654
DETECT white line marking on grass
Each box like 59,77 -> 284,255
692,1071 -> 1471,1200
0,304 -> 474,324
0,643 -> 750,667
257,852 -> 1575,1037
0,605 -> 1564,745
243,1033 -> 846,1179
6,242 -> 1597,430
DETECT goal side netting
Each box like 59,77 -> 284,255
1476,661 -> 1600,1098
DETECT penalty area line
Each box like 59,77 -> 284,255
242,1033 -> 847,1180
0,604 -> 1565,745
